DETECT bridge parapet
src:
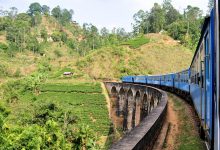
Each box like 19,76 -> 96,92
105,82 -> 168,150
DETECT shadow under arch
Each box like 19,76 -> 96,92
111,86 -> 119,115
118,88 -> 126,117
126,89 -> 134,131
141,93 -> 148,121
134,91 -> 141,127
111,86 -> 117,96
150,95 -> 155,112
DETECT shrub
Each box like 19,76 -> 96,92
1,120 -> 72,150
54,49 -> 63,57
2,80 -> 21,103
0,64 -> 9,77
51,31 -> 61,42
61,32 -> 67,42
14,68 -> 21,77
73,125 -> 100,149
38,60 -> 52,73
40,28 -> 48,42
66,38 -> 76,49
111,47 -> 125,57
0,43 -> 8,51
26,36 -> 40,53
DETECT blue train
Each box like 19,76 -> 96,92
122,6 -> 220,150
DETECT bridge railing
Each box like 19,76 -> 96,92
105,82 -> 168,150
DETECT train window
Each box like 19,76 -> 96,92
205,34 -> 210,80
195,74 -> 197,84
201,73 -> 204,88
197,73 -> 200,84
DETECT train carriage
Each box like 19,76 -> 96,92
161,73 -> 175,88
174,69 -> 190,93
189,11 -> 215,148
122,76 -> 134,83
147,75 -> 161,86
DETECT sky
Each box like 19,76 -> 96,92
0,0 -> 209,32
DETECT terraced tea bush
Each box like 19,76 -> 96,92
122,36 -> 150,48
40,82 -> 102,93
1,81 -> 111,149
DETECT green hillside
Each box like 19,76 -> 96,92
75,34 -> 193,80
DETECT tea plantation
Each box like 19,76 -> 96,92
0,79 -> 111,149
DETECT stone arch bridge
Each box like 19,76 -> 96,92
105,82 -> 168,150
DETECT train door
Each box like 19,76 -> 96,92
199,43 -> 205,128
205,31 -> 211,140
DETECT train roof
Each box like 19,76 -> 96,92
190,14 -> 211,67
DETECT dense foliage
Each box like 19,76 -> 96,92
132,0 -> 205,50
0,77 -> 111,149
0,3 -> 130,57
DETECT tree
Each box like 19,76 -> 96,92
61,9 -> 73,24
28,2 -> 42,16
31,12 -> 42,26
148,3 -> 165,32
184,5 -> 203,20
162,0 -> 172,12
8,7 -> 18,19
116,28 -> 128,41
42,5 -> 50,15
40,28 -> 48,42
162,0 -> 180,26
27,36 -> 40,53
16,13 -> 32,24
51,6 -> 61,19
100,27 -> 109,37
133,10 -> 149,34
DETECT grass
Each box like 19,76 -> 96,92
122,36 -> 150,48
169,93 -> 205,150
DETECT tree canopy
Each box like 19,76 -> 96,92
132,0 -> 205,50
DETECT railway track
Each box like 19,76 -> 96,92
153,92 -> 206,150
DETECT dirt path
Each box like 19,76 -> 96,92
153,94 -> 179,150
153,93 -> 206,150
101,82 -> 111,117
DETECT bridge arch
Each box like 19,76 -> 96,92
105,82 -> 168,150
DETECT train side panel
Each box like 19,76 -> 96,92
133,76 -> 147,84
122,76 -> 134,83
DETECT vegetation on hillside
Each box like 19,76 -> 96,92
132,0 -> 205,50
76,34 -> 193,79
0,2 -> 130,58
0,77 -> 111,149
